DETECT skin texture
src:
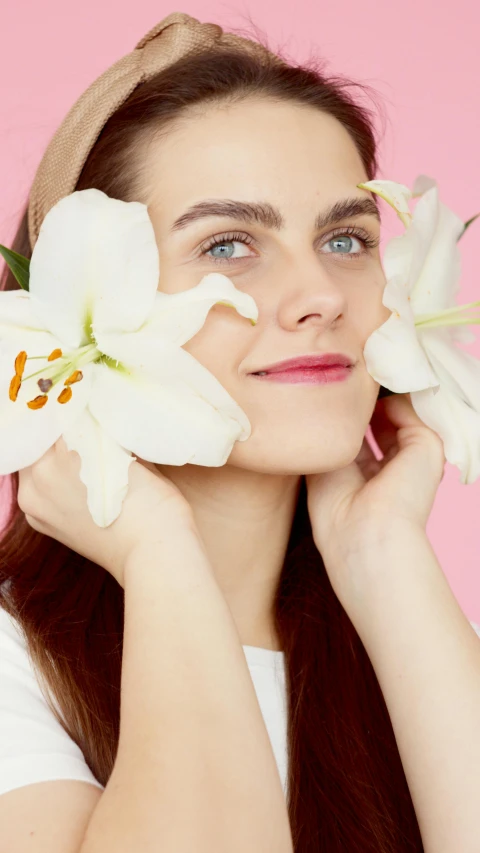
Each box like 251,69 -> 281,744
134,97 -> 392,650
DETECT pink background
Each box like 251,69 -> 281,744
1,3 -> 479,618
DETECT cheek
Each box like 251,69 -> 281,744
180,312 -> 245,386
362,301 -> 391,342
353,276 -> 390,343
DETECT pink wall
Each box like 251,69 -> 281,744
1,2 -> 479,617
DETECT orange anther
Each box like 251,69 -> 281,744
9,374 -> 21,402
47,348 -> 63,361
14,351 -> 27,377
27,395 -> 48,410
64,370 -> 83,386
57,387 -> 72,404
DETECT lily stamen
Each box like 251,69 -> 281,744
416,316 -> 480,330
14,351 -> 27,377
57,387 -> 73,404
27,395 -> 48,410
8,343 -> 99,408
64,370 -> 83,386
415,299 -> 480,327
47,348 -> 63,361
9,375 -> 21,402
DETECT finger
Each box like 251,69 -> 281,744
53,436 -> 82,477
382,392 -> 446,465
356,434 -> 378,467
54,435 -> 75,459
369,398 -> 399,457
137,457 -> 158,476
381,392 -> 428,431
355,436 -> 383,481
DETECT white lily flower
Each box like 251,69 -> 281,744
0,189 -> 259,526
358,175 -> 480,484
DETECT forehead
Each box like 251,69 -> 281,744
143,99 -> 368,218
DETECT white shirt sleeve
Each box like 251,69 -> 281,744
0,606 -> 104,796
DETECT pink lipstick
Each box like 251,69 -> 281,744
249,352 -> 354,384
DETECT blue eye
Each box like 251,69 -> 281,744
324,232 -> 365,258
200,232 -> 256,263
199,226 -> 379,265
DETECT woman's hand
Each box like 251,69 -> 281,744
305,392 -> 446,605
17,437 -> 197,588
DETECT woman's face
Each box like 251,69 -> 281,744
141,98 -> 390,475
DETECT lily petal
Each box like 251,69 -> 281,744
88,358 -> 250,466
419,330 -> 480,485
93,327 -> 252,438
0,339 -> 92,473
381,195 -> 437,286
410,382 -> 480,485
0,290 -> 46,335
363,276 -> 439,392
136,273 -> 258,347
29,189 -> 159,348
412,174 -> 438,197
405,187 -> 465,313
358,179 -> 413,220
450,325 -> 477,345
420,328 -> 480,413
62,407 -> 135,527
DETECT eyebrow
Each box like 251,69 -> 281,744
169,195 -> 381,234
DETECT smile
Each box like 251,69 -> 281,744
250,365 -> 354,384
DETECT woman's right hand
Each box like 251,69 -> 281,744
17,437 -> 198,588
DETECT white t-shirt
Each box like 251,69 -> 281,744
1,604 -> 480,802
0,605 -> 288,798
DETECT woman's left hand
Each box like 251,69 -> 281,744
305,392 -> 446,602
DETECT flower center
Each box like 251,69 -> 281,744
8,343 -> 101,409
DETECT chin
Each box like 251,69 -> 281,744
229,436 -> 363,476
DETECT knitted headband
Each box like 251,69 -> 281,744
27,11 -> 281,250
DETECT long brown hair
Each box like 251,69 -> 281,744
0,38 -> 424,851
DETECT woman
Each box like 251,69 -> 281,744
1,12 -> 479,853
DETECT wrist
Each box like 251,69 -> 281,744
323,517 -> 426,567
123,520 -> 214,590
323,521 -> 432,627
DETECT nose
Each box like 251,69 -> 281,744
273,260 -> 347,332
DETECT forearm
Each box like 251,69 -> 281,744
80,526 -> 293,853
341,523 -> 480,853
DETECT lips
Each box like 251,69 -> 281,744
250,353 -> 353,375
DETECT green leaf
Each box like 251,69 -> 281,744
0,244 -> 30,291
458,212 -> 480,241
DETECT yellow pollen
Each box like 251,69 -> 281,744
64,370 -> 83,386
9,375 -> 21,402
57,387 -> 73,404
27,395 -> 48,410
47,348 -> 63,361
14,351 -> 27,377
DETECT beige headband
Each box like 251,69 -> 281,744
27,11 -> 279,250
